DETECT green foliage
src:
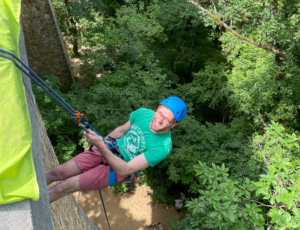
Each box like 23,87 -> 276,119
111,181 -> 128,193
190,0 -> 300,129
251,122 -> 300,229
194,0 -> 300,49
170,119 -> 251,184
143,117 -> 254,205
183,61 -> 230,122
38,0 -> 300,227
222,33 -> 300,128
188,62 -> 229,109
176,161 -> 264,229
172,122 -> 300,229
151,0 -> 221,82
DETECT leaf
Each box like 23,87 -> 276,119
278,226 -> 287,230
228,212 -> 235,222
292,208 -> 300,218
245,178 -> 250,185
256,188 -> 270,198
284,212 -> 291,222
212,163 -> 216,170
270,196 -> 276,204
249,183 -> 258,191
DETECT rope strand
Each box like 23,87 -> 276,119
0,49 -> 76,114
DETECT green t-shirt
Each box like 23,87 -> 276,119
117,108 -> 172,167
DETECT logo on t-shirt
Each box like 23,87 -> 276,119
126,130 -> 140,153
124,124 -> 146,160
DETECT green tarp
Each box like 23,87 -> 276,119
0,0 -> 39,204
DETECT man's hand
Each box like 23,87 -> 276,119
83,129 -> 104,148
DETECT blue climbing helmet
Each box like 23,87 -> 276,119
160,96 -> 187,123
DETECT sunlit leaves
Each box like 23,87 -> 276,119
177,122 -> 300,229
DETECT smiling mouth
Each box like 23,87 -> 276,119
155,120 -> 161,126
153,117 -> 164,127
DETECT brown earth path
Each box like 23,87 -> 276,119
73,185 -> 181,230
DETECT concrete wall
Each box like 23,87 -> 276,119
21,0 -> 75,93
20,22 -> 55,230
0,24 -> 54,230
0,21 -> 97,230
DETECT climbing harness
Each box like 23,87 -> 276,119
0,48 -> 116,230
105,137 -> 124,159
101,137 -> 141,189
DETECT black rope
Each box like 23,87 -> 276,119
99,190 -> 111,230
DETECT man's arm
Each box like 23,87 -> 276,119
94,143 -> 150,176
85,121 -> 131,151
105,120 -> 131,139
84,125 -> 150,177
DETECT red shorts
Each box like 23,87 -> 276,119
73,146 -> 126,191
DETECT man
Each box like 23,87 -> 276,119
46,96 -> 187,203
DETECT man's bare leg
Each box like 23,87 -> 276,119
48,174 -> 81,203
46,159 -> 82,185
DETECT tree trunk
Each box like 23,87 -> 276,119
64,0 -> 79,56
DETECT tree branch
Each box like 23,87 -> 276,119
258,111 -> 268,128
242,215 -> 253,230
240,197 -> 273,208
189,0 -> 288,59
210,0 -> 218,16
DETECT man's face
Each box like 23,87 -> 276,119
150,105 -> 175,132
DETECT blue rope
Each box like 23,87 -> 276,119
0,49 -> 76,115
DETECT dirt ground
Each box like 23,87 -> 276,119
73,185 -> 181,230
